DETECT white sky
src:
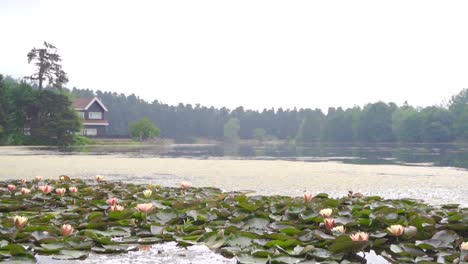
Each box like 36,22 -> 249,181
1,0 -> 467,111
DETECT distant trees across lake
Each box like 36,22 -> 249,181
71,87 -> 468,143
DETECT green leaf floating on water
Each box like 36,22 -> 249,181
51,250 -> 88,260
329,235 -> 369,253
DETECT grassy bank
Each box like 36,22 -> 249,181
0,177 -> 466,263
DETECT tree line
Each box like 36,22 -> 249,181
0,75 -> 81,145
71,87 -> 468,143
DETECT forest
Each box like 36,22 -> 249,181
1,74 -> 468,145
70,86 -> 468,143
0,75 -> 81,145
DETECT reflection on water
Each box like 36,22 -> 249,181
25,142 -> 468,169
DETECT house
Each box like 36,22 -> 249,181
72,97 -> 109,136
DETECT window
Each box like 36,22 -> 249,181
78,112 -> 85,119
88,112 -> 102,119
84,129 -> 97,136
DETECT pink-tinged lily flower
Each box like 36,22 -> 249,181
324,218 -> 336,232
180,181 -> 192,189
38,185 -> 53,194
106,197 -> 118,206
13,216 -> 28,229
350,232 -> 369,241
136,203 -> 154,213
7,184 -> 16,192
56,188 -> 66,196
460,241 -> 468,251
138,244 -> 152,252
21,187 -> 31,195
35,175 -> 42,182
387,224 -> 404,237
331,225 -> 346,234
319,208 -> 333,218
60,224 -> 74,237
303,193 -> 313,202
110,205 -> 125,211
95,175 -> 104,182
20,179 -> 27,185
69,187 -> 78,194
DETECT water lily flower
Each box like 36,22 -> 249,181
324,218 -> 336,231
138,244 -> 152,252
143,189 -> 152,198
403,225 -> 417,238
110,205 -> 125,211
95,175 -> 104,182
350,232 -> 369,241
106,197 -> 118,206
13,216 -> 28,229
387,224 -> 404,237
303,193 -> 313,202
35,175 -> 42,182
461,242 -> 468,251
7,184 -> 16,192
21,187 -> 31,195
60,224 -> 74,237
319,208 -> 333,218
59,176 -> 65,182
136,203 -> 154,213
56,188 -> 66,196
69,186 -> 78,194
331,225 -> 346,234
20,179 -> 27,185
180,181 -> 192,189
38,185 -> 53,194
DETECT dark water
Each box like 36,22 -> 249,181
29,142 -> 468,170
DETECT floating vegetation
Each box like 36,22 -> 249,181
0,177 -> 467,263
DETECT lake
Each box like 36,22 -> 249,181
1,142 -> 467,206
2,142 -> 467,264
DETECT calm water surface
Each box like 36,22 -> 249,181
20,142 -> 468,169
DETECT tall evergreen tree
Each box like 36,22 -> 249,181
26,41 -> 68,90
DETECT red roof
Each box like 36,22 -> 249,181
73,98 -> 94,109
73,97 -> 108,111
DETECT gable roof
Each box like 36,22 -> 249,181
73,97 -> 108,112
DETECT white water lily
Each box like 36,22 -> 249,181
331,225 -> 346,234
95,175 -> 104,182
461,241 -> 468,251
387,224 -> 404,237
13,216 -> 28,229
319,208 -> 333,218
143,189 -> 152,198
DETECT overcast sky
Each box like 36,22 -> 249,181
1,0 -> 467,111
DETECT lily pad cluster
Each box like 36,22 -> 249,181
0,177 -> 467,263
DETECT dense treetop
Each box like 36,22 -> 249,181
1,74 -> 467,144
70,87 -> 468,143
0,75 -> 81,146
